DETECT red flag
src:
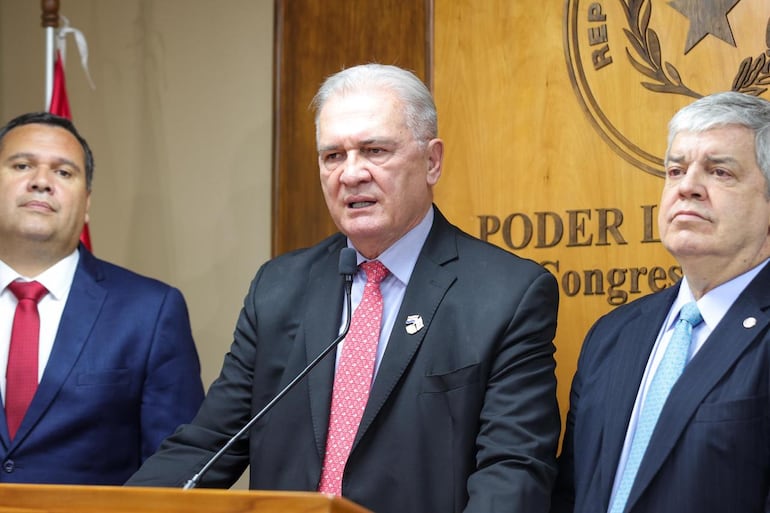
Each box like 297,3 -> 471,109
48,50 -> 92,251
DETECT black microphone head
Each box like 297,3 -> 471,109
339,247 -> 357,277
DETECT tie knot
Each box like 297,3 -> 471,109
360,260 -> 389,284
678,301 -> 703,327
8,281 -> 48,303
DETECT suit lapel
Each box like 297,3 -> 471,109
305,240 -> 348,458
627,269 -> 770,509
353,210 -> 458,448
10,248 -> 106,447
599,289 -> 675,504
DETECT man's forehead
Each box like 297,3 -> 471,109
3,123 -> 77,144
0,124 -> 85,167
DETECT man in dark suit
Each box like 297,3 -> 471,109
552,91 -> 770,513
0,112 -> 204,484
128,63 -> 561,513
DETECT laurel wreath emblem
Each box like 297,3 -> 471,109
621,0 -> 770,98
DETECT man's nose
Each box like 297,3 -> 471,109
29,168 -> 54,193
340,152 -> 370,184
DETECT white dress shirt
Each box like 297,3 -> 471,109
0,250 -> 80,402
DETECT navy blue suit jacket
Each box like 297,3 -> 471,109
128,207 -> 561,513
0,246 -> 204,484
552,263 -> 770,513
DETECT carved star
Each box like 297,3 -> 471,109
668,0 -> 742,54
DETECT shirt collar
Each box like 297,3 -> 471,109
0,249 -> 80,301
670,258 -> 770,331
348,206 -> 434,285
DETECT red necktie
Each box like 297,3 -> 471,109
6,281 -> 47,439
318,260 -> 389,495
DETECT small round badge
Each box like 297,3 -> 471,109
743,317 -> 757,329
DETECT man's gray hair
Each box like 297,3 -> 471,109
311,63 -> 438,145
667,91 -> 770,194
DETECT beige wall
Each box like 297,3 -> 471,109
0,0 -> 274,399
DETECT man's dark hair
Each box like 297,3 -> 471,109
0,112 -> 95,190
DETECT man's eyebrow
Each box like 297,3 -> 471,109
704,155 -> 739,166
318,144 -> 341,154
667,153 -> 739,165
318,137 -> 397,151
360,137 -> 397,146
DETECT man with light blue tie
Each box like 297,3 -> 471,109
552,91 -> 770,513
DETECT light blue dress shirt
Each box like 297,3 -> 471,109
335,207 -> 434,377
607,257 -> 770,510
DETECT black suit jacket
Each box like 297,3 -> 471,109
128,207 -> 561,513
552,263 -> 770,513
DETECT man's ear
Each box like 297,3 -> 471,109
426,138 -> 443,185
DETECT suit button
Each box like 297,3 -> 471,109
3,460 -> 14,473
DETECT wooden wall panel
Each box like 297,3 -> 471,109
432,0 -> 675,428
432,0 -> 770,426
274,0 -> 769,432
273,0 -> 431,256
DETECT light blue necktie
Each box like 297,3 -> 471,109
608,302 -> 703,513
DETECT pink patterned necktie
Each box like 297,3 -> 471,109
6,280 -> 48,439
318,260 -> 389,495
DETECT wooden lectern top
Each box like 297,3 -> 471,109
0,483 -> 373,513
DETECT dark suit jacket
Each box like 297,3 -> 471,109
552,263 -> 770,513
0,246 -> 204,485
128,207 -> 561,513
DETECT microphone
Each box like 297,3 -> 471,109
182,247 -> 358,490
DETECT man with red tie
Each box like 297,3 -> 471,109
0,112 -> 204,484
128,64 -> 561,513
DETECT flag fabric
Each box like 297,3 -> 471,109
48,51 -> 71,119
48,50 -> 92,251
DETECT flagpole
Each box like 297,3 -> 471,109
41,0 -> 60,109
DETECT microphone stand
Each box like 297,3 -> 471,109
183,248 -> 357,490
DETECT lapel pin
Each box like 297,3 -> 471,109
405,314 -> 424,335
743,317 -> 757,329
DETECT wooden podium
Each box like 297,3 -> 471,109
0,483 -> 373,513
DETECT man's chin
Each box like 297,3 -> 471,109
343,222 -> 390,249
16,225 -> 60,243
340,216 -> 381,235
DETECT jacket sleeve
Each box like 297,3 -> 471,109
140,286 -> 206,461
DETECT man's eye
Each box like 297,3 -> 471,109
12,163 -> 31,171
56,169 -> 73,178
363,147 -> 391,162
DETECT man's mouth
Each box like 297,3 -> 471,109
349,201 -> 375,209
23,200 -> 55,212
673,210 -> 705,221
